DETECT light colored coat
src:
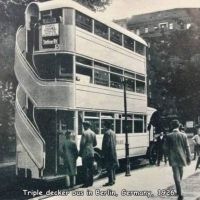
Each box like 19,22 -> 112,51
166,129 -> 191,167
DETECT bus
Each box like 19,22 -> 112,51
14,0 -> 155,180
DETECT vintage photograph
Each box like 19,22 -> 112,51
0,0 -> 200,199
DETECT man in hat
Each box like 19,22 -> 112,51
102,120 -> 119,186
61,131 -> 78,188
192,125 -> 200,160
166,120 -> 191,200
79,121 -> 97,187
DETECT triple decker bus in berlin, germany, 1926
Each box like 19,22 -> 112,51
14,0 -> 156,180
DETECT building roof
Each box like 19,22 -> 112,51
127,8 -> 200,26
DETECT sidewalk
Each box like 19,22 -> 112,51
43,160 -> 200,200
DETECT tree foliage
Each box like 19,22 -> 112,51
148,26 -> 200,122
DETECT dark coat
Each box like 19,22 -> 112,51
102,129 -> 119,169
166,129 -> 191,167
79,128 -> 97,160
62,139 -> 78,176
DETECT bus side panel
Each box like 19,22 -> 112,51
76,84 -> 147,113
75,29 -> 146,74
76,133 -> 149,166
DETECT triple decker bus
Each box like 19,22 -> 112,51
14,0 -> 155,180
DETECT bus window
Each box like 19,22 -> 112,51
76,65 -> 92,84
135,41 -> 145,55
110,67 -> 123,75
58,54 -> 73,80
126,78 -> 135,92
110,73 -> 123,89
94,20 -> 108,39
124,35 -> 135,51
144,116 -> 147,133
110,28 -> 122,45
136,74 -> 145,81
134,115 -> 143,133
76,56 -> 93,66
115,119 -> 121,134
122,115 -> 133,133
34,54 -> 56,80
124,71 -> 135,79
94,62 -> 109,86
76,11 -> 92,32
110,67 -> 123,89
136,80 -> 145,94
41,9 -> 62,24
94,69 -> 109,86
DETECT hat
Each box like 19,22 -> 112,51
104,120 -> 113,128
82,121 -> 91,126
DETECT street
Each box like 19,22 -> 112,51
26,159 -> 200,200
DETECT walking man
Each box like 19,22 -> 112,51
166,120 -> 191,200
79,121 -> 97,187
102,121 -> 119,186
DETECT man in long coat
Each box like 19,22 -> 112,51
79,121 -> 97,187
102,121 -> 119,186
61,131 -> 78,188
166,120 -> 191,200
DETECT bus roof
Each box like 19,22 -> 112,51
26,0 -> 147,46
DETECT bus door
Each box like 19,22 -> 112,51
56,110 -> 74,174
35,109 -> 74,176
35,109 -> 57,176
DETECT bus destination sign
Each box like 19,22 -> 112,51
42,23 -> 59,37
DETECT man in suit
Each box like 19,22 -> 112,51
166,120 -> 191,200
102,121 -> 119,186
79,121 -> 97,187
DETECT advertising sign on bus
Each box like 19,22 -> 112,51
42,23 -> 59,37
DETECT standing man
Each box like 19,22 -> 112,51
61,131 -> 78,188
192,125 -> 200,160
102,121 -> 119,186
79,121 -> 97,188
166,120 -> 191,200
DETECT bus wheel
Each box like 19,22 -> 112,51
149,144 -> 157,165
93,152 -> 102,180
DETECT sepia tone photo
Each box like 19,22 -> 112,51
0,0 -> 200,199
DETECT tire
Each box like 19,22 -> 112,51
149,143 -> 157,165
93,152 -> 102,180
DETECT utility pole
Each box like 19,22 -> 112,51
123,80 -> 131,176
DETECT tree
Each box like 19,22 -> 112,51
147,26 -> 200,123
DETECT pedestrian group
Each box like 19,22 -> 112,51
60,117 -> 196,200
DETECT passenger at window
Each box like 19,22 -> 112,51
102,121 -> 119,186
79,121 -> 97,187
61,131 -> 78,188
